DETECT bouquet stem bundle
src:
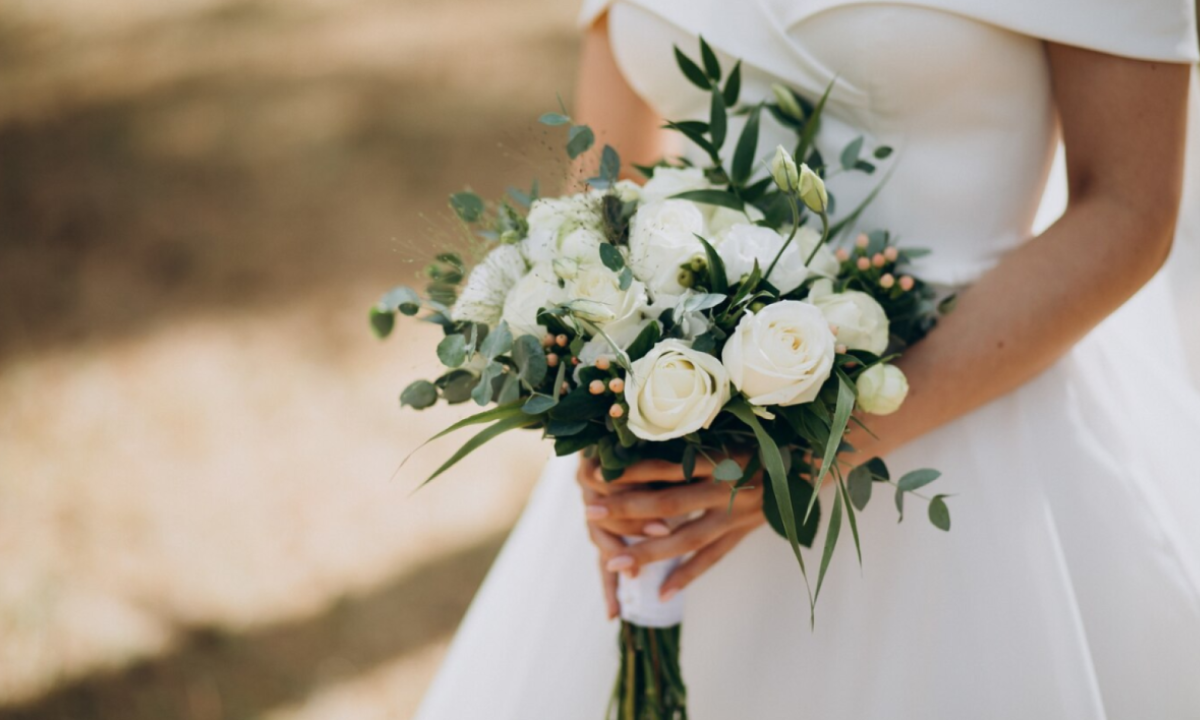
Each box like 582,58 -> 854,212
611,622 -> 687,720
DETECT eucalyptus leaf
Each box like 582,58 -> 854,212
380,285 -> 421,316
539,112 -> 570,126
496,372 -> 520,405
522,394 -> 558,415
470,362 -> 502,406
449,191 -> 484,223
511,335 -> 548,386
894,484 -> 905,522
369,308 -> 395,339
677,292 -> 726,314
439,369 -> 477,404
599,144 -> 620,184
840,136 -> 864,171
546,419 -> 588,436
928,494 -> 951,531
479,321 -> 513,360
847,463 -> 873,511
713,458 -> 743,482
618,267 -> 633,291
874,145 -> 894,159
566,125 -> 595,159
436,334 -> 468,368
599,243 -> 625,272
897,468 -> 941,492
400,380 -> 437,410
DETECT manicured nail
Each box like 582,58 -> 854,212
643,521 -> 671,537
660,588 -> 678,602
606,555 -> 634,572
585,504 -> 609,520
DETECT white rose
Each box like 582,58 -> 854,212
586,179 -> 642,205
500,263 -> 565,338
722,301 -> 836,406
718,224 -> 810,295
639,166 -> 711,205
624,339 -> 731,441
855,364 -> 908,415
451,244 -> 528,326
564,266 -> 650,348
808,279 -> 890,355
553,227 -> 606,280
707,204 -> 764,242
628,200 -> 707,296
795,225 -> 840,278
520,195 -> 602,265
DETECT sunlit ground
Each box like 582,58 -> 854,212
0,0 -> 580,717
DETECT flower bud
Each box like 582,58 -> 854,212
589,380 -> 606,395
884,246 -> 899,262
855,234 -> 870,249
772,84 -> 806,121
798,163 -> 827,212
835,248 -> 850,262
880,273 -> 895,289
689,256 -> 707,272
676,268 -> 696,289
770,145 -> 800,193
872,253 -> 886,268
856,364 -> 909,415
595,356 -> 611,371
899,275 -> 915,291
609,404 -> 625,419
856,257 -> 871,271
608,377 -> 625,394
547,353 -> 560,367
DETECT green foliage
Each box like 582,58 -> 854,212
567,125 -> 595,159
813,483 -> 843,603
522,394 -> 558,414
436,334 -> 468,368
472,362 -> 504,406
693,234 -> 728,294
669,189 -> 744,212
712,458 -> 743,482
538,112 -> 570,126
731,104 -> 761,186
898,468 -> 941,491
400,380 -> 437,409
449,191 -> 484,223
847,463 -> 873,511
369,307 -> 395,339
479,321 -> 513,361
597,145 -> 620,187
625,321 -> 661,363
722,60 -> 742,106
709,89 -> 727,149
673,46 -> 711,90
599,243 -> 625,272
511,335 -> 548,387
840,136 -> 865,171
437,369 -> 476,404
928,494 -> 951,531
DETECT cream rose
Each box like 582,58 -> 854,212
628,200 -> 707,296
855,364 -> 908,415
718,224 -> 811,295
624,339 -> 731,441
808,279 -> 890,355
564,265 -> 650,348
520,195 -> 603,265
451,244 -> 528,326
722,301 -> 836,406
639,166 -> 711,205
552,227 -> 606,280
500,263 -> 565,338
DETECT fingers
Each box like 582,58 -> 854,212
602,458 -> 716,485
659,523 -> 758,599
605,508 -> 761,573
587,481 -> 755,521
587,523 -> 624,619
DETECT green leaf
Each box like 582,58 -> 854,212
511,335 -> 548,386
546,419 -> 588,436
472,362 -> 503,406
479,321 -> 513,360
840,136 -> 864,171
682,445 -> 697,481
674,46 -> 710,89
804,375 -> 855,523
761,470 -> 821,548
928,494 -> 951,531
437,334 -> 468,368
813,483 -> 843,604
369,307 -> 395,338
839,476 -> 862,566
722,60 -> 742,106
670,189 -> 744,213
567,125 -> 595,159
713,458 -> 743,482
599,243 -> 625,272
449,192 -> 484,223
522,394 -> 558,414
938,294 -> 959,315
731,104 -> 760,186
676,292 -> 726,314
380,285 -> 421,316
547,387 -> 610,421
438,369 -> 477,404
625,321 -> 661,363
795,80 -> 834,165
618,267 -> 633,291
400,380 -> 437,409
709,88 -> 727,149
693,234 -> 728,294
847,463 -> 873,511
898,468 -> 941,492
496,372 -> 520,405
599,144 -> 620,184
699,36 -> 721,80
539,112 -> 570,126
894,484 -> 905,522
421,413 -> 541,487
664,121 -> 717,155
873,145 -> 893,159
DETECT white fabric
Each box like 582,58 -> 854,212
416,2 -> 1200,718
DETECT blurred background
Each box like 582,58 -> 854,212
0,0 -> 582,717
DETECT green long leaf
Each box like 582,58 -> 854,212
828,164 -> 895,241
898,468 -> 942,491
420,413 -> 541,488
804,375 -> 854,524
814,483 -> 843,605
727,400 -> 812,601
674,46 -> 710,90
670,189 -> 745,212
731,104 -> 761,186
838,474 -> 862,567
699,36 -> 721,80
722,60 -> 742,106
710,88 -> 727,149
795,80 -> 834,165
693,234 -> 728,294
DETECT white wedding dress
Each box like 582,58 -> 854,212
416,1 -> 1200,717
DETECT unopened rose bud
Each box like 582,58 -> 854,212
880,273 -> 895,289
899,275 -> 914,291
798,163 -> 827,212
835,248 -> 850,262
872,253 -> 886,268
770,145 -> 800,193
856,257 -> 871,271
856,234 -> 870,249
608,378 -> 625,394
595,356 -> 611,371
555,334 -> 568,347
884,246 -> 899,262
547,353 -> 560,367
772,84 -> 805,121
609,404 -> 625,419
589,380 -> 605,395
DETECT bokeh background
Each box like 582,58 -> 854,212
0,0 -> 583,717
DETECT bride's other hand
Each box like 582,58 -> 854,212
577,456 -> 765,608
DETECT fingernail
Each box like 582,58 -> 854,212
606,555 -> 634,572
643,521 -> 671,537
660,588 -> 678,602
585,504 -> 609,520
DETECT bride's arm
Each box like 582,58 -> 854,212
847,45 -> 1190,459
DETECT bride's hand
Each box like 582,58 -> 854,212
576,455 -> 764,617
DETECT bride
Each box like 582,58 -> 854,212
417,0 -> 1200,717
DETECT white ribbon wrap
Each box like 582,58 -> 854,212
617,536 -> 685,627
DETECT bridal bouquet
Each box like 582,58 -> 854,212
374,39 -> 952,720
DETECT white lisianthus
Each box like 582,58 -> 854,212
722,301 -> 836,406
718,224 -> 811,295
586,179 -> 642,205
856,364 -> 908,415
795,225 -> 840,278
639,166 -> 711,205
808,279 -> 890,355
770,145 -> 799,192
451,244 -> 528,326
798,163 -> 827,213
553,227 -> 607,280
624,339 -> 731,441
565,266 -> 650,348
500,263 -> 565,338
628,200 -> 707,296
520,195 -> 603,265
707,204 -> 764,242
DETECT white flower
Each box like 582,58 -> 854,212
624,339 -> 731,441
707,204 -> 764,242
856,364 -> 908,415
552,227 -> 606,280
520,195 -> 603,265
722,301 -> 835,406
718,224 -> 811,295
639,166 -> 711,205
770,145 -> 799,192
564,265 -> 650,348
798,163 -> 827,213
586,179 -> 642,205
451,244 -> 528,326
500,263 -> 564,338
808,279 -> 890,355
796,226 -> 840,278
628,200 -> 707,296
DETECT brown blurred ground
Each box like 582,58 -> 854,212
0,0 -> 580,717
